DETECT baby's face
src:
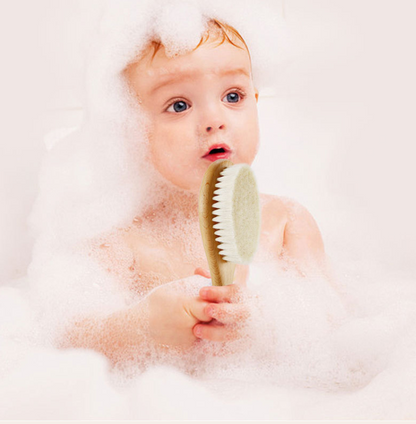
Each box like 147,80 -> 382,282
124,38 -> 259,193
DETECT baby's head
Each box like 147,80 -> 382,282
123,19 -> 259,193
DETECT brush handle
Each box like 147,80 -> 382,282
198,159 -> 236,286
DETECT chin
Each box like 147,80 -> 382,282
167,178 -> 200,194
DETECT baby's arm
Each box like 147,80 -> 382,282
280,199 -> 341,291
58,273 -> 213,364
57,301 -> 149,364
282,199 -> 326,271
59,232 -> 249,362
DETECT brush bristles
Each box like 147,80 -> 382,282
212,164 -> 261,264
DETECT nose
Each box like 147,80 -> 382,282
206,124 -> 225,133
199,99 -> 226,134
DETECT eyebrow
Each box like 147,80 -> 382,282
150,67 -> 251,94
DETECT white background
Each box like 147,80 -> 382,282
1,0 -> 415,282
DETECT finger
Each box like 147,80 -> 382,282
194,267 -> 211,279
193,321 -> 242,342
199,283 -> 243,303
187,298 -> 213,323
204,302 -> 250,325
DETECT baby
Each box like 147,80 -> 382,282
60,19 -> 333,364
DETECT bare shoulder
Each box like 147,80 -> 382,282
279,196 -> 326,271
261,193 -> 319,225
259,193 -> 310,233
256,193 -> 288,257
259,192 -> 288,226
260,193 -> 325,260
278,196 -> 323,238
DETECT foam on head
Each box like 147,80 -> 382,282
1,1 -> 416,419
28,0 -> 290,245
81,0 -> 290,126
22,0 -> 416,416
136,17 -> 253,68
23,0 -> 291,358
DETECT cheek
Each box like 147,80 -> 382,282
153,119 -> 194,150
148,122 -> 191,169
149,134 -> 170,172
149,120 -> 172,149
237,110 -> 260,156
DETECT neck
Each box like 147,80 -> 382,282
136,178 -> 200,226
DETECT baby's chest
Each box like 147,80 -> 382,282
126,226 -> 209,292
126,198 -> 286,291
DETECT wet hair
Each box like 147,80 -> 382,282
149,19 -> 252,65
123,18 -> 255,101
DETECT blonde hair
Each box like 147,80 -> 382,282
148,19 -> 251,64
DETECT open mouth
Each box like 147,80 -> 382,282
209,147 -> 226,154
202,144 -> 232,161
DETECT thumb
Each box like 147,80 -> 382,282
194,267 -> 211,279
187,297 -> 212,322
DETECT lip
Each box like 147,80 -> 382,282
202,143 -> 233,161
202,151 -> 233,162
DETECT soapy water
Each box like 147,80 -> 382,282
1,253 -> 416,420
1,0 -> 416,420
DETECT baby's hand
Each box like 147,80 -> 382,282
142,276 -> 212,350
193,266 -> 255,343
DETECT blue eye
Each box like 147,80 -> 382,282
165,90 -> 246,113
167,101 -> 189,113
224,92 -> 241,103
223,90 -> 246,103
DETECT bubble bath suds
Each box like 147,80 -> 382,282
1,0 -> 415,420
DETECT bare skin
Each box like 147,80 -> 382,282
63,27 -> 334,362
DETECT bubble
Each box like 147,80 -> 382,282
1,0 -> 415,420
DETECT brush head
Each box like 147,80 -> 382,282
212,164 -> 261,264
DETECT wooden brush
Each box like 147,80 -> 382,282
198,159 -> 261,286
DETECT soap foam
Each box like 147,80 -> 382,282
0,0 -> 415,420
